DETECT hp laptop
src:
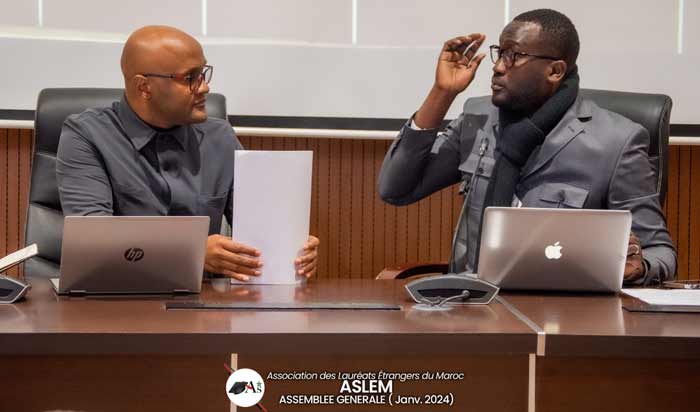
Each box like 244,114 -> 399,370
51,216 -> 209,295
477,207 -> 631,292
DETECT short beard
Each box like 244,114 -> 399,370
492,84 -> 549,116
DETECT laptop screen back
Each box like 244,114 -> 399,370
57,216 -> 209,294
477,207 -> 631,292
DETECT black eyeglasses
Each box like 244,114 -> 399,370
141,65 -> 213,92
489,45 -> 559,68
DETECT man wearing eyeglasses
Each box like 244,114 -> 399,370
378,9 -> 676,285
57,25 -> 319,281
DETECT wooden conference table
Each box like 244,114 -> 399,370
0,278 -> 698,412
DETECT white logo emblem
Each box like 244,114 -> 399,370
545,241 -> 563,260
226,368 -> 265,407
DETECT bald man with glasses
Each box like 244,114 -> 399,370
57,25 -> 319,281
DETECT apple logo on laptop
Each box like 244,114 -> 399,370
545,242 -> 563,260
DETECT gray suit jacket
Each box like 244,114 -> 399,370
378,96 -> 677,284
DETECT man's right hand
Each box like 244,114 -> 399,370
435,34 -> 487,95
204,235 -> 262,282
414,34 -> 486,129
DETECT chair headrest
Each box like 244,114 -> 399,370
579,88 -> 671,158
35,88 -> 228,155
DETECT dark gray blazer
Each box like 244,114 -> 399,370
378,96 -> 676,284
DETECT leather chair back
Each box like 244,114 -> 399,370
24,88 -> 227,278
579,88 -> 671,204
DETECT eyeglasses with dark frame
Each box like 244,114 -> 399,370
489,45 -> 560,68
141,64 -> 213,92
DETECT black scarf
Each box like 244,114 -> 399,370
475,69 -> 580,269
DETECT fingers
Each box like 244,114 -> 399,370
295,252 -> 318,278
442,34 -> 486,53
297,259 -> 317,278
218,258 -> 261,276
304,235 -> 320,250
296,248 -> 318,266
206,235 -> 263,280
446,48 -> 487,70
627,243 -> 641,257
441,34 -> 486,61
221,238 -> 260,257
207,258 -> 260,281
296,236 -> 319,278
447,52 -> 486,72
623,231 -> 644,281
229,250 -> 262,268
208,235 -> 321,280
465,53 -> 486,69
212,244 -> 262,269
623,258 -> 644,282
627,232 -> 642,257
222,269 -> 254,282
629,232 -> 641,245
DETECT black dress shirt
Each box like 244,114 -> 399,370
56,95 -> 243,235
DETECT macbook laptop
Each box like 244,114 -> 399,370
477,207 -> 631,292
51,216 -> 209,295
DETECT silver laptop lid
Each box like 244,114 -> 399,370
477,207 -> 631,292
57,216 -> 209,294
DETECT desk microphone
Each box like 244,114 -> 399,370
407,136 -> 497,307
405,273 -> 499,306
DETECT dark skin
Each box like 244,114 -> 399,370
490,22 -> 566,114
414,21 -> 644,282
120,26 -> 319,281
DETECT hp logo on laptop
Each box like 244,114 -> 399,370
124,248 -> 145,262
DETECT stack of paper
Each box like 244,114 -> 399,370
622,288 -> 700,306
232,151 -> 313,285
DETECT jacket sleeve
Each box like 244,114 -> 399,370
608,124 -> 677,284
377,114 -> 465,206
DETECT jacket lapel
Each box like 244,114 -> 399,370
520,97 -> 592,179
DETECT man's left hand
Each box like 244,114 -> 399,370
295,235 -> 319,279
624,232 -> 645,282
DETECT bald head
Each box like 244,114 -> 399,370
120,26 -> 210,128
121,25 -> 203,81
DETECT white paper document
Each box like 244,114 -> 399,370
232,151 -> 313,284
622,288 -> 700,306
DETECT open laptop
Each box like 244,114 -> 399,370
477,207 -> 631,292
51,216 -> 209,295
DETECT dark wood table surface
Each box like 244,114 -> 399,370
499,292 -> 700,412
500,292 -> 700,358
0,278 -> 539,412
2,279 -> 699,412
0,278 -> 537,355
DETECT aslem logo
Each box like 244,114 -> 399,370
124,248 -> 144,262
226,368 -> 265,407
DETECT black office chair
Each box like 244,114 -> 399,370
24,88 -> 228,279
377,88 -> 673,279
579,89 -> 671,203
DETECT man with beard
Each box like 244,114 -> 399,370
378,9 -> 675,284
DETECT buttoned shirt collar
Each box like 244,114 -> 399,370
117,94 -> 187,151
